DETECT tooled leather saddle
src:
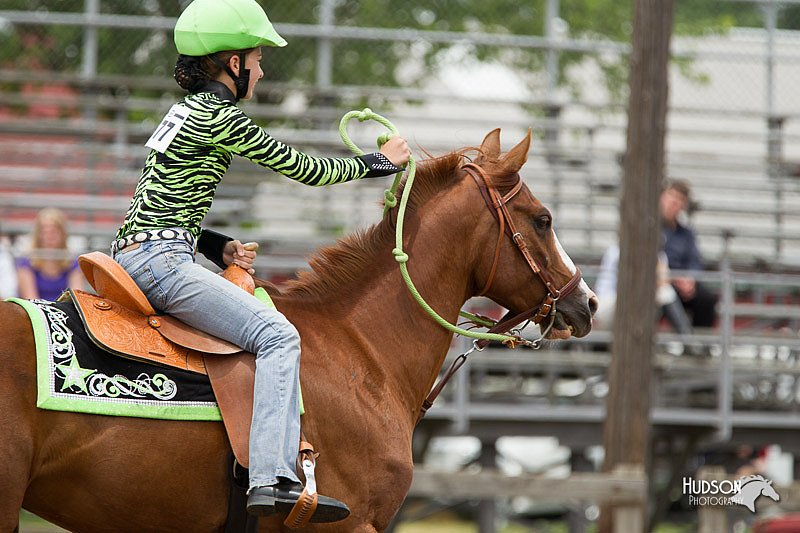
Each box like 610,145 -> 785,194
73,252 -> 323,529
70,251 -> 256,469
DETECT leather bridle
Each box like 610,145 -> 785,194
461,162 -> 583,347
417,163 -> 587,422
417,163 -> 581,423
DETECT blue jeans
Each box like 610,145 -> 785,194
113,237 -> 301,489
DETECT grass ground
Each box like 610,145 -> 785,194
18,511 -> 67,532
19,510 -> 707,533
395,517 -> 699,533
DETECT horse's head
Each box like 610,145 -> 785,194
735,475 -> 780,512
463,128 -> 597,340
759,478 -> 780,502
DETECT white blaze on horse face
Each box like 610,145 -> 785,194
554,232 -> 592,295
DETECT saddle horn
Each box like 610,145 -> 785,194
221,242 -> 258,294
222,264 -> 255,294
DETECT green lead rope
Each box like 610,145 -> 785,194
338,108 -> 403,216
338,109 -> 520,346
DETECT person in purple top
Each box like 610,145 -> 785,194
16,208 -> 83,301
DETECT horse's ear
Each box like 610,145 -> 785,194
501,128 -> 532,173
478,128 -> 502,161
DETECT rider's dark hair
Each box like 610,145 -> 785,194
174,55 -> 208,92
173,49 -> 254,93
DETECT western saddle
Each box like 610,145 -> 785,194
72,251 -> 321,529
73,251 -> 247,374
71,251 -> 257,470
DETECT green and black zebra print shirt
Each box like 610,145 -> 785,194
117,81 -> 399,240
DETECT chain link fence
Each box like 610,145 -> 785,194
4,1 -> 800,112
2,1 -> 800,266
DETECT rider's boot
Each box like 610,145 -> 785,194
246,480 -> 350,523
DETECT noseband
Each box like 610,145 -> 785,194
461,162 -> 583,346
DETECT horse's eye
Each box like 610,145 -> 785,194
534,215 -> 552,231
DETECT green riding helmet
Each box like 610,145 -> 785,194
174,0 -> 287,56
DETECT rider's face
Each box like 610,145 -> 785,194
223,48 -> 264,100
242,48 -> 263,100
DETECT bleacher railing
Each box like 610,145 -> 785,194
427,263 -> 800,448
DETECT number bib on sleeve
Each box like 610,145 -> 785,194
145,104 -> 192,153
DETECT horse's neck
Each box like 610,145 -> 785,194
742,481 -> 760,494
277,214 -> 475,424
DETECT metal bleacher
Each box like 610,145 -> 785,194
421,267 -> 800,457
3,67 -> 800,466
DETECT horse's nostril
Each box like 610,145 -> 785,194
588,295 -> 599,316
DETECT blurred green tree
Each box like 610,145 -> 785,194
0,0 -> 769,107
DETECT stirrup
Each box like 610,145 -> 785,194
285,440 -> 319,528
284,486 -> 318,528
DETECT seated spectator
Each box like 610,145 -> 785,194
592,243 -> 620,329
660,180 -> 718,329
0,228 -> 18,298
16,208 -> 83,301
594,242 -> 692,336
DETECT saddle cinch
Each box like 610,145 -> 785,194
69,251 -> 257,469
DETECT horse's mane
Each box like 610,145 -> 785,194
276,148 -> 522,301
739,474 -> 768,484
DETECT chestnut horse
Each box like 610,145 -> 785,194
0,129 -> 596,532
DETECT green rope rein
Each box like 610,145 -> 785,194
338,108 -> 520,345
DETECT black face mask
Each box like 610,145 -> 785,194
210,52 -> 250,101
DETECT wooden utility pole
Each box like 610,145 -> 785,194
600,0 -> 674,532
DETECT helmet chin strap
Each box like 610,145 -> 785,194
211,52 -> 250,101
